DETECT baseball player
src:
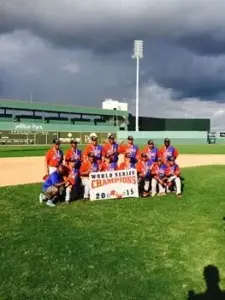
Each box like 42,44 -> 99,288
100,154 -> 118,171
65,139 -> 82,170
102,134 -> 119,163
45,139 -> 64,175
40,164 -> 67,207
83,135 -> 103,164
119,136 -> 140,164
159,138 -> 179,163
136,153 -> 154,197
142,140 -> 159,162
80,152 -> 99,200
118,153 -> 136,170
151,157 -> 168,197
64,160 -> 80,203
166,157 -> 182,198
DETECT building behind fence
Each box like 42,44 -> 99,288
0,99 -> 219,145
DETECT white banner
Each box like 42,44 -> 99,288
89,169 -> 139,201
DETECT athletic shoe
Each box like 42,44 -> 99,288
39,193 -> 44,204
46,200 -> 56,207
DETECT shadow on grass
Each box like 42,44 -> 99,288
188,265 -> 225,299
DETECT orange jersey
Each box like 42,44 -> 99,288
83,144 -> 103,161
65,148 -> 82,164
100,161 -> 118,171
136,160 -> 153,176
102,142 -> 119,162
118,161 -> 136,170
119,144 -> 140,161
151,163 -> 168,179
166,164 -> 181,177
80,161 -> 99,175
45,148 -> 63,167
159,146 -> 179,162
142,146 -> 159,162
67,168 -> 79,186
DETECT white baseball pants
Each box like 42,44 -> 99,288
151,178 -> 165,195
81,177 -> 90,199
167,176 -> 181,194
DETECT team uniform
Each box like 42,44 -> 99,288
83,144 -> 103,164
45,147 -> 64,174
102,142 -> 119,163
65,147 -> 82,169
151,161 -> 168,196
142,145 -> 159,162
159,145 -> 178,163
166,161 -> 182,196
100,161 -> 118,171
42,170 -> 65,204
120,143 -> 140,164
80,159 -> 99,199
136,157 -> 154,197
65,167 -> 80,202
118,161 -> 136,170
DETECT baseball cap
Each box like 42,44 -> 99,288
148,140 -> 154,145
157,157 -> 162,162
127,136 -> 134,140
108,134 -> 115,139
53,138 -> 60,145
88,152 -> 95,158
105,154 -> 111,159
141,152 -> 148,158
91,136 -> 98,141
125,153 -> 131,158
164,138 -> 170,143
70,139 -> 78,144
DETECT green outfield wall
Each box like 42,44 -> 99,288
117,131 -> 208,145
0,122 -> 118,145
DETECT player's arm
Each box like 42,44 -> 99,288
65,149 -> 71,163
175,166 -> 181,176
59,150 -> 64,164
174,148 -> 179,159
80,163 -> 89,176
45,150 -> 51,174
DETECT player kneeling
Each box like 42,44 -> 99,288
151,158 -> 168,197
80,152 -> 99,200
166,157 -> 182,198
136,153 -> 153,197
64,161 -> 80,204
40,164 -> 67,207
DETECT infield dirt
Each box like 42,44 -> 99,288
0,154 -> 225,187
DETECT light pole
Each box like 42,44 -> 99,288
132,40 -> 143,132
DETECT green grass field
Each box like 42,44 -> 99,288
1,166 -> 225,299
0,144 -> 225,157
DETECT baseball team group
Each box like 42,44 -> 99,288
39,133 -> 182,207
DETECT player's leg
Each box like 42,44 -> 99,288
158,183 -> 166,196
175,177 -> 182,197
65,185 -> 72,203
82,177 -> 90,199
166,175 -> 176,193
143,178 -> 150,197
44,186 -> 58,207
151,178 -> 157,196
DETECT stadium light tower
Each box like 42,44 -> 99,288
132,40 -> 143,132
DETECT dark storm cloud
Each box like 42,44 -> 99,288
1,0 -> 225,55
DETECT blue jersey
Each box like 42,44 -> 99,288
43,171 -> 64,192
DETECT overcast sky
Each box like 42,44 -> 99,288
1,0 -> 225,129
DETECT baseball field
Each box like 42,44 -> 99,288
0,144 -> 225,299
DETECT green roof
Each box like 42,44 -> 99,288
0,99 -> 128,117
